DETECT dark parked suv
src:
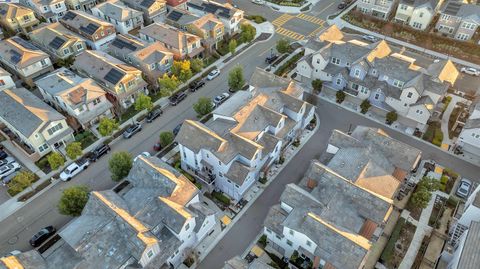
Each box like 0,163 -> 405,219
265,54 -> 278,64
169,92 -> 187,106
87,144 -> 111,162
189,80 -> 205,92
30,226 -> 56,247
145,108 -> 163,123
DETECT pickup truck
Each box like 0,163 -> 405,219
60,158 -> 90,181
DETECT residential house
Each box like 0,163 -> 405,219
0,37 -> 54,87
108,34 -> 173,86
223,256 -> 276,269
356,0 -> 398,20
20,0 -> 67,23
186,0 -> 244,35
448,184 -> 480,246
0,67 -> 15,91
51,157 -> 216,268
456,101 -> 480,157
0,3 -> 39,34
176,68 -> 315,201
394,0 -> 443,30
435,1 -> 480,41
166,9 -> 224,51
166,0 -> 187,9
139,22 -> 204,59
0,250 -> 47,269
442,221 -> 480,269
263,126 -> 421,269
91,0 -> 144,34
0,88 -> 74,161
73,50 -> 148,111
64,0 -> 99,12
296,25 -> 459,131
28,22 -> 87,60
122,0 -> 167,24
60,10 -> 116,50
35,68 -> 114,130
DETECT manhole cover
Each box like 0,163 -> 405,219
7,236 -> 18,245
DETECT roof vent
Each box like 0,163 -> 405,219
340,162 -> 345,167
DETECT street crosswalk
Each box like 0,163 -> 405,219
272,13 -> 325,41
307,26 -> 325,38
271,14 -> 294,27
296,13 -> 324,25
276,27 -> 305,41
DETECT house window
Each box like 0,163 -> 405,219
354,69 -> 360,77
416,109 -> 423,114
38,143 -> 49,152
235,184 -> 239,188
40,59 -> 48,66
331,57 -> 340,65
289,229 -> 294,236
336,78 -> 342,85
63,48 -> 70,55
306,240 -> 312,247
266,228 -> 272,234
275,234 -> 281,240
400,4 -> 407,10
407,92 -> 412,98
76,43 -> 83,50
412,22 -> 422,29
93,98 -> 100,105
218,160 -> 221,165
43,6 -> 48,11
23,15 -> 30,22
54,3 -> 61,8
150,63 -> 156,70
286,240 -> 293,246
441,14 -> 450,20
374,93 -> 380,100
100,31 -> 105,37
462,22 -> 475,30
393,80 -> 404,88
316,59 -> 320,64
185,223 -> 190,231
127,80 -> 134,87
147,250 -> 154,258
456,33 -> 469,41
419,12 -> 424,18
47,123 -> 63,135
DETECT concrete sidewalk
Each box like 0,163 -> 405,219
440,95 -> 467,146
264,0 -> 320,13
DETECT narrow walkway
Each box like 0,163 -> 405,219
440,95 -> 465,146
399,191 -> 449,269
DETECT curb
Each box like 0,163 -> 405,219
195,113 -> 320,266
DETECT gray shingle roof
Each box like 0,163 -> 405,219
457,221 -> 480,269
0,250 -> 47,269
0,88 -> 65,137
442,1 -> 480,23
464,118 -> 480,130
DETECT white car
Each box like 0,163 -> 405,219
207,69 -> 220,80
460,67 -> 480,76
0,157 -> 15,168
0,162 -> 21,183
252,0 -> 265,4
214,93 -> 230,106
456,178 -> 472,199
362,35 -> 377,42
134,152 -> 151,162
59,159 -> 89,181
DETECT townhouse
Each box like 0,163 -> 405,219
0,3 -> 39,34
73,50 -> 148,111
394,0 -> 443,30
166,9 -> 224,51
20,0 -> 67,23
0,37 -> 54,87
28,22 -> 87,60
263,126 -> 421,269
0,88 -> 74,161
435,0 -> 480,41
122,0 -> 167,24
356,0 -> 398,20
55,157 -> 215,268
443,221 -> 480,269
297,26 -> 458,131
91,0 -> 144,34
108,34 -> 173,86
60,10 -> 116,50
139,22 -> 204,59
35,68 -> 114,130
456,102 -> 480,157
64,0 -> 99,12
186,0 -> 244,35
176,69 -> 315,201
0,67 -> 15,91
166,0 -> 187,9
448,185 -> 480,246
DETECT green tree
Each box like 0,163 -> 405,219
194,97 -> 214,117
158,74 -> 179,96
276,38 -> 290,54
191,58 -> 204,73
228,39 -> 237,55
98,117 -> 119,137
47,152 -> 65,170
56,56 -> 75,68
171,60 -> 192,82
360,99 -> 371,114
58,185 -> 89,216
386,111 -> 398,125
228,66 -> 245,91
336,91 -> 346,104
311,79 -> 323,93
66,142 -> 83,160
240,24 -> 256,43
134,93 -> 153,112
108,152 -> 133,181
159,131 -> 174,147
8,171 -> 36,195
410,177 -> 440,209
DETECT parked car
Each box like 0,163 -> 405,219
252,0 -> 265,4
189,80 -> 205,92
173,123 -> 182,136
169,91 -> 187,106
123,123 -> 142,139
338,2 -> 347,9
59,158 -> 90,181
0,162 -> 21,183
0,150 -> 7,160
87,144 -> 110,162
0,157 -> 15,168
265,54 -> 278,64
207,69 -> 220,80
29,226 -> 56,247
362,35 -> 377,42
153,142 -> 162,151
456,178 -> 472,198
460,67 -> 480,76
214,93 -> 230,106
134,152 -> 151,162
146,108 -> 163,123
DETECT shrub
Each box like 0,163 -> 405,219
360,99 -> 371,114
276,38 -> 290,54
58,185 -> 89,216
386,111 -> 398,125
47,152 -> 65,170
311,79 -> 323,93
336,91 -> 346,104
258,235 -> 267,247
65,142 -> 83,160
108,152 -> 133,181
212,191 -> 230,205
160,131 -> 175,147
246,15 -> 266,23
259,177 -> 268,184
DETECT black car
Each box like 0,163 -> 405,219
146,108 -> 163,123
0,150 -> 7,160
338,2 -> 346,9
169,92 -> 187,106
173,123 -> 182,136
30,226 -> 56,247
123,123 -> 142,139
87,144 -> 110,162
189,80 -> 205,92
265,54 -> 278,64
